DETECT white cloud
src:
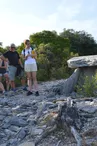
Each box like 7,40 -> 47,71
57,0 -> 82,20
52,0 -> 97,40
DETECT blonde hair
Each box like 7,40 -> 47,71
24,39 -> 30,45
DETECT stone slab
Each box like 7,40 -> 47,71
19,141 -> 35,146
67,55 -> 97,68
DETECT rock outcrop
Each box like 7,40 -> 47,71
67,55 -> 97,93
0,80 -> 97,146
67,55 -> 97,68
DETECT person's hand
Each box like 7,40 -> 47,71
32,53 -> 37,59
25,54 -> 29,59
21,66 -> 24,70
20,64 -> 24,68
26,54 -> 32,58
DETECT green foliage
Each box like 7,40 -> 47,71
30,30 -> 58,45
36,41 -> 71,81
76,74 -> 97,97
50,66 -> 70,80
17,43 -> 24,54
30,30 -> 70,50
60,29 -> 97,56
0,47 -> 7,54
37,69 -> 49,81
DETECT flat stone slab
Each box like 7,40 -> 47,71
19,142 -> 35,146
77,99 -> 97,114
67,55 -> 97,68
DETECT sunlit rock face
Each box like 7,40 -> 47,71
67,55 -> 97,68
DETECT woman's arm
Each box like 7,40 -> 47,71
0,82 -> 5,92
0,55 -> 6,61
21,54 -> 29,60
0,60 -> 7,69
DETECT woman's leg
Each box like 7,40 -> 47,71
0,75 -> 2,82
32,71 -> 39,96
21,78 -> 26,86
4,73 -> 10,91
0,82 -> 5,92
26,72 -> 33,96
26,72 -> 32,91
31,71 -> 38,91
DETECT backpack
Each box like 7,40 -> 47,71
15,64 -> 24,77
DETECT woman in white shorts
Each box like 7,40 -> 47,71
21,40 -> 39,96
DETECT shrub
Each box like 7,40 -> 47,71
76,74 -> 97,97
50,67 -> 70,80
37,69 -> 49,81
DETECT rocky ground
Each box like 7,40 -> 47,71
0,79 -> 97,146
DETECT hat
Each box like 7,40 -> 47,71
10,43 -> 16,48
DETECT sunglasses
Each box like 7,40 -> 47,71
11,47 -> 15,49
27,43 -> 30,45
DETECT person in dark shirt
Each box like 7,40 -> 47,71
0,44 -> 23,91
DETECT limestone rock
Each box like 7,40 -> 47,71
67,55 -> 97,68
19,141 -> 35,146
0,81 -> 97,145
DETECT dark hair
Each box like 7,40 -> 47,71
24,40 -> 30,45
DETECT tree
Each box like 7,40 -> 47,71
60,29 -> 97,55
29,30 -> 70,49
17,43 -> 24,54
36,41 -> 70,80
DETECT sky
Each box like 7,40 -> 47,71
0,0 -> 97,47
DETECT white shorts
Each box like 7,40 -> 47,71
25,63 -> 37,72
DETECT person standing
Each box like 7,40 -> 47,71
21,40 -> 39,96
0,56 -> 9,90
0,44 -> 23,91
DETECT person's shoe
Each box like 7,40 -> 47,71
35,91 -> 39,96
23,86 -> 28,91
11,88 -> 17,92
3,91 -> 8,96
26,91 -> 33,96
